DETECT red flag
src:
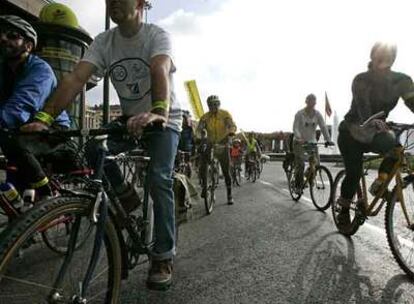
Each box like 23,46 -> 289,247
325,92 -> 332,117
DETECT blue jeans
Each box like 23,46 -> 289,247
86,119 -> 179,260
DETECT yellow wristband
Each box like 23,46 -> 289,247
34,111 -> 54,126
151,100 -> 168,112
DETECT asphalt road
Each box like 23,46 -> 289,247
120,162 -> 414,304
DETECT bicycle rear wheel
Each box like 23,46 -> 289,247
0,196 -> 122,303
204,165 -> 215,215
310,165 -> 333,211
331,170 -> 362,236
385,182 -> 414,279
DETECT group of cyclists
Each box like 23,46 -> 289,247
1,0 -> 414,298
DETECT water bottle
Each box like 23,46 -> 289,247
21,189 -> 35,212
0,182 -> 24,210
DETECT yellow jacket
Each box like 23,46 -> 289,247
198,109 -> 237,144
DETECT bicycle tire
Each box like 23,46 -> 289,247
310,165 -> 333,211
331,170 -> 362,236
237,167 -> 242,185
213,161 -> 220,187
385,182 -> 414,280
287,167 -> 302,201
231,166 -> 239,186
252,163 -> 257,183
0,196 -> 122,303
204,165 -> 215,215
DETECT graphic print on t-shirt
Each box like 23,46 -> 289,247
109,57 -> 151,101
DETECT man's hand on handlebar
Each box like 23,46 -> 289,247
325,141 -> 335,148
127,112 -> 167,136
20,121 -> 49,132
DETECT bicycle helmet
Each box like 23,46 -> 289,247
370,42 -> 397,69
207,95 -> 220,107
0,15 -> 37,47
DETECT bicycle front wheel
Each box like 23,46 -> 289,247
386,182 -> 414,279
0,196 -> 122,303
287,167 -> 302,201
331,170 -> 362,236
309,165 -> 333,211
204,165 -> 215,214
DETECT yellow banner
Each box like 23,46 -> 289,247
240,129 -> 248,143
184,80 -> 204,120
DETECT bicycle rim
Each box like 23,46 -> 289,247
310,166 -> 333,211
331,170 -> 361,236
287,168 -> 302,201
204,166 -> 215,214
386,183 -> 414,279
0,196 -> 122,303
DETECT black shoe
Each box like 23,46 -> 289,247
337,207 -> 351,228
147,259 -> 173,291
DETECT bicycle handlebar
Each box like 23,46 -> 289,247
0,128 -> 126,138
1,121 -> 165,138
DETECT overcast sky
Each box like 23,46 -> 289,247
58,0 -> 414,132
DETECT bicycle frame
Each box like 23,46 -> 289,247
300,144 -> 320,187
358,147 -> 411,222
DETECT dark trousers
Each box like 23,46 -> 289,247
338,128 -> 397,200
0,128 -> 68,190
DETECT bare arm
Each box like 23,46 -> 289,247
44,61 -> 97,117
150,54 -> 171,117
293,112 -> 302,140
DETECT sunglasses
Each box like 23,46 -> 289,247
0,29 -> 24,41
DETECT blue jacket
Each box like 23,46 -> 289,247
0,54 -> 70,129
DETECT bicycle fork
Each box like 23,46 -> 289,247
49,143 -> 110,303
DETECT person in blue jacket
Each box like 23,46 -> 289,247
0,15 -> 71,198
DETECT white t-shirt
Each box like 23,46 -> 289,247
81,23 -> 182,132
293,108 -> 330,143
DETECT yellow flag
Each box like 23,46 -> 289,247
184,80 -> 204,120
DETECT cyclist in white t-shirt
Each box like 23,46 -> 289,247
292,94 -> 333,188
22,0 -> 180,291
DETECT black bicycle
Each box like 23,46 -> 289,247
0,126 -> 175,303
199,142 -> 221,215
246,153 -> 260,182
230,156 -> 242,186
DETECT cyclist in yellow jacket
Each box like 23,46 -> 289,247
197,95 -> 237,204
244,132 -> 261,179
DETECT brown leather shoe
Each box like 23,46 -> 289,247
118,184 -> 141,214
146,259 -> 173,291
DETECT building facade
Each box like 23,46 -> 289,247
85,104 -> 123,129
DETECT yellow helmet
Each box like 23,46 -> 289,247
39,3 -> 79,29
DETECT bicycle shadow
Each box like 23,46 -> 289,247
282,205 -> 329,240
289,232 -> 376,303
380,274 -> 414,304
289,231 -> 414,303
